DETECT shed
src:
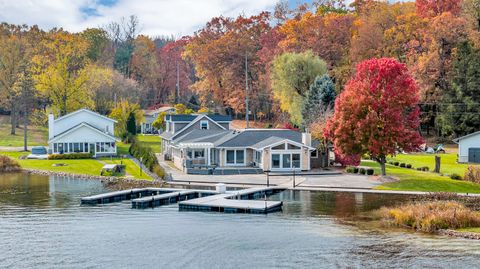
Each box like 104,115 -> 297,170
453,131 -> 480,163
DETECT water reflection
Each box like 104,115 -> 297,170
1,173 -> 480,268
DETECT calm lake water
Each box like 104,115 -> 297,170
1,173 -> 480,269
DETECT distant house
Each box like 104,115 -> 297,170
48,109 -> 118,157
453,131 -> 480,163
160,114 -> 323,174
140,106 -> 175,134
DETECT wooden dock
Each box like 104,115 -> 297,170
81,186 -> 286,214
179,187 -> 286,214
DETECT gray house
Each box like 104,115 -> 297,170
160,114 -> 324,174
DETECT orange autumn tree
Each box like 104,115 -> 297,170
326,58 -> 423,176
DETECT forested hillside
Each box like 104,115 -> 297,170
0,0 -> 479,139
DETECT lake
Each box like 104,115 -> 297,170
1,173 -> 479,268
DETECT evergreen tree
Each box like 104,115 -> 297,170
302,74 -> 336,128
438,41 -> 480,137
126,112 -> 137,135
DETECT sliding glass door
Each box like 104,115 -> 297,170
271,153 -> 301,170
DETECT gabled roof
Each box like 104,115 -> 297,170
164,114 -> 227,141
168,129 -> 316,150
48,122 -> 117,143
453,131 -> 480,143
217,129 -> 303,148
166,114 -> 232,122
54,108 -> 117,123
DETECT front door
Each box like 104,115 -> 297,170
469,148 -> 480,163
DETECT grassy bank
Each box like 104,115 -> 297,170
362,160 -> 480,193
389,153 -> 478,177
0,116 -> 47,147
375,201 -> 480,233
0,152 -> 152,180
136,135 -> 161,152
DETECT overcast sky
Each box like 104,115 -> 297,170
0,0 -> 408,37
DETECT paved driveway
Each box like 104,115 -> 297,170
160,159 -> 381,189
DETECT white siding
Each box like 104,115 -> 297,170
53,110 -> 114,137
50,125 -> 116,144
458,134 -> 480,163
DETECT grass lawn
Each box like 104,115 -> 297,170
0,116 -> 47,147
457,227 -> 480,233
362,160 -> 480,193
389,153 -> 478,177
101,157 -> 152,180
136,135 -> 162,152
1,152 -> 151,180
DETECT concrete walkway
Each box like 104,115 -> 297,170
158,156 -> 380,190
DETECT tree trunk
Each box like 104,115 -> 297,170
23,112 -> 28,152
434,155 -> 441,173
10,106 -> 16,135
377,155 -> 387,176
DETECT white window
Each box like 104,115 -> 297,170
200,120 -> 209,130
271,153 -> 301,169
226,149 -> 245,165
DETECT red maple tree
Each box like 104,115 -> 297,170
325,58 -> 423,176
415,0 -> 462,18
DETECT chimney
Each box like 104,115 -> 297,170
48,114 -> 54,139
302,130 -> 311,147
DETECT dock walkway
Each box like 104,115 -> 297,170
81,186 -> 286,214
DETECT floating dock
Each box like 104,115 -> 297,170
81,186 -> 286,214
131,190 -> 216,209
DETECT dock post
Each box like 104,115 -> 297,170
266,170 -> 270,187
292,170 -> 296,188
264,194 -> 267,214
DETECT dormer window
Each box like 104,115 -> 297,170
200,120 -> 209,130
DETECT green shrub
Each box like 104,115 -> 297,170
153,164 -> 165,178
366,168 -> 374,175
346,167 -> 354,173
48,153 -> 93,160
393,161 -> 399,166
353,167 -> 359,173
388,161 -> 394,165
399,163 -> 406,168
129,137 -> 165,179
416,167 -> 422,171
422,166 -> 430,172
406,164 -> 412,169
450,173 -> 462,180
359,168 -> 366,175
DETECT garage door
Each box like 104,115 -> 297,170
468,148 -> 480,163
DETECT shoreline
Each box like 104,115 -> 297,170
21,168 -> 164,189
439,229 -> 480,240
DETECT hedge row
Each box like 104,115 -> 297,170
346,166 -> 374,175
48,153 -> 93,160
388,161 -> 415,169
129,137 -> 165,179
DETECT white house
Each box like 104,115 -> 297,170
140,106 -> 175,134
454,131 -> 480,163
48,109 -> 118,157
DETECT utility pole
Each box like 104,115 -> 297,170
245,51 -> 249,129
176,60 -> 180,104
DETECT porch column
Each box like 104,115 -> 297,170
207,147 -> 211,165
